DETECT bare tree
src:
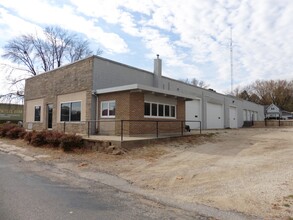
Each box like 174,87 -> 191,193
234,79 -> 293,111
181,78 -> 209,89
1,25 -> 102,101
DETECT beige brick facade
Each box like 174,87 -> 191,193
24,57 -> 94,134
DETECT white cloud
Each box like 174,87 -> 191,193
0,0 -> 129,53
1,0 -> 293,94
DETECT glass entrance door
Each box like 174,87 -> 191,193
47,104 -> 53,129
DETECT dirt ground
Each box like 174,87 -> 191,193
1,127 -> 293,219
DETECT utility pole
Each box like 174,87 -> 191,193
230,27 -> 233,94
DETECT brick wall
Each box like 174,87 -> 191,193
128,97 -> 185,136
97,91 -> 186,136
24,57 -> 94,133
98,91 -> 130,135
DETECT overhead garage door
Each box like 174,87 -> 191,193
243,110 -> 247,121
185,100 -> 201,129
229,106 -> 237,128
206,102 -> 224,129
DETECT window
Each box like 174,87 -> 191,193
61,101 -> 81,122
165,105 -> 170,117
151,103 -> 157,116
101,101 -> 116,118
158,104 -> 164,117
144,102 -> 176,118
171,106 -> 176,117
71,102 -> 81,121
34,106 -> 41,122
144,103 -> 150,116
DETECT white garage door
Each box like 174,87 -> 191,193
185,100 -> 201,129
229,106 -> 237,128
207,102 -> 224,129
243,110 -> 247,121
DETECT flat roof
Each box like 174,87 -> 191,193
95,84 -> 194,100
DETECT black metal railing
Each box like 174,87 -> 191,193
120,120 -> 201,141
62,120 -> 201,141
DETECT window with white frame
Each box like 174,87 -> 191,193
34,106 -> 41,122
144,102 -> 176,118
101,100 -> 116,118
60,101 -> 81,122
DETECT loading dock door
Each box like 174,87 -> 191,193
229,106 -> 237,128
185,100 -> 201,129
206,102 -> 224,129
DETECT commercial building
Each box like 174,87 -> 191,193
24,55 -> 264,135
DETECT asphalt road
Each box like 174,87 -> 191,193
0,152 -> 207,220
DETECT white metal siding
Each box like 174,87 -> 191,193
229,106 -> 237,128
185,100 -> 201,129
207,102 -> 224,129
243,110 -> 247,121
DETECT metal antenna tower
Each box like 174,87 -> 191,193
230,27 -> 233,94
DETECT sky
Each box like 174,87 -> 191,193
0,0 -> 293,97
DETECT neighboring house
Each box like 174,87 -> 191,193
24,55 -> 265,135
265,104 -> 293,120
0,104 -> 23,124
265,104 -> 280,119
281,110 -> 293,120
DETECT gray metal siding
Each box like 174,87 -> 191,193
91,56 -> 265,128
92,57 -> 153,90
160,76 -> 265,128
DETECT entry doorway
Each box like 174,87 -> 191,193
229,106 -> 238,128
185,99 -> 201,129
47,104 -> 53,129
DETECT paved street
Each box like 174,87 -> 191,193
0,152 -> 207,220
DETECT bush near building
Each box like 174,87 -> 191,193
0,123 -> 83,152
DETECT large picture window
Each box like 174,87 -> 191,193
34,106 -> 41,122
101,101 -> 116,118
144,102 -> 176,118
61,101 -> 81,122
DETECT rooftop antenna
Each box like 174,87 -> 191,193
230,27 -> 233,94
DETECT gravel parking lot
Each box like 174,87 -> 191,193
1,127 -> 292,219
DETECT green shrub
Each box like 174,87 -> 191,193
60,134 -> 83,152
6,127 -> 26,140
30,130 -> 48,147
45,131 -> 64,148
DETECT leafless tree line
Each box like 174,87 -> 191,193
234,79 -> 293,111
1,26 -> 102,102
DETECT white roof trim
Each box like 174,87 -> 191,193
95,84 -> 195,100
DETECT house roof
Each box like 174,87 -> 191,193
265,103 -> 280,113
94,84 -> 194,100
